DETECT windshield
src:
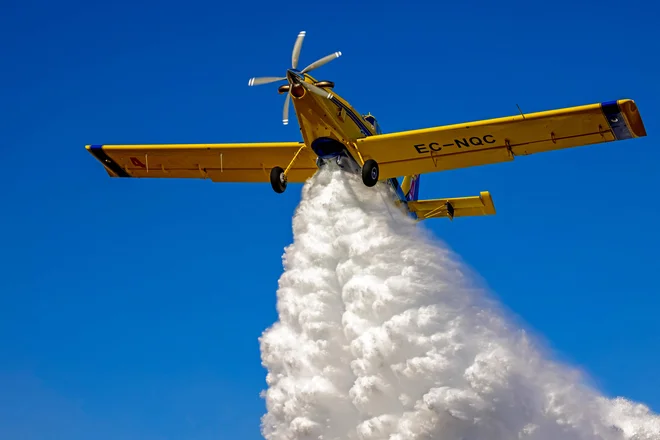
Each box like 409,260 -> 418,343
363,115 -> 382,134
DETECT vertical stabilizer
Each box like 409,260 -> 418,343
404,174 -> 420,201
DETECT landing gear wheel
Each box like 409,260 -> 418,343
270,166 -> 287,193
361,159 -> 379,187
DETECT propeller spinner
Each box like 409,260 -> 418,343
248,31 -> 341,125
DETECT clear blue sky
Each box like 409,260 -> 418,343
1,0 -> 658,438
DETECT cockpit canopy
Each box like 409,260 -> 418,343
363,114 -> 382,134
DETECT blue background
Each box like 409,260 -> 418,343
1,0 -> 658,438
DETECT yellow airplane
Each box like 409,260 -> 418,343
86,31 -> 647,221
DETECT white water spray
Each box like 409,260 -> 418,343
259,166 -> 659,440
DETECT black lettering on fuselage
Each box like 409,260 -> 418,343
413,135 -> 496,154
414,144 -> 428,154
455,138 -> 470,148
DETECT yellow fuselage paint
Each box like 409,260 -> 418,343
289,74 -> 375,155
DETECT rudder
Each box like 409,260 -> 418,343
401,175 -> 421,201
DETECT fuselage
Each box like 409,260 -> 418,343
284,70 -> 418,219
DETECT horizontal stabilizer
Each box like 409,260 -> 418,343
408,191 -> 496,220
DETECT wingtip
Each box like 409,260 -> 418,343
618,98 -> 647,138
480,191 -> 497,215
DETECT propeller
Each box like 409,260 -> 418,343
248,31 -> 341,125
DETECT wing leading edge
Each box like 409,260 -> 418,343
357,99 -> 647,179
85,142 -> 318,183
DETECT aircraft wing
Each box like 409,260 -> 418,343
356,99 -> 647,179
85,142 -> 318,183
408,191 -> 496,220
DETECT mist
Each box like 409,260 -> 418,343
259,165 -> 659,440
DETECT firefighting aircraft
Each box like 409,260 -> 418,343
86,31 -> 647,221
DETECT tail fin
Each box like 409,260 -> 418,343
401,175 -> 421,201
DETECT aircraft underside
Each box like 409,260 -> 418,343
306,138 -> 417,220
83,31 -> 644,225
269,136 -> 381,191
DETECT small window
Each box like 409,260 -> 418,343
363,115 -> 381,134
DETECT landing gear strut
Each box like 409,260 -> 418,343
361,159 -> 379,187
270,166 -> 287,193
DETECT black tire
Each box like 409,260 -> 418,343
270,166 -> 287,193
361,159 -> 379,187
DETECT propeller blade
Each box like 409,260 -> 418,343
248,77 -> 286,86
291,31 -> 306,69
283,93 -> 291,125
300,81 -> 333,100
300,51 -> 341,74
